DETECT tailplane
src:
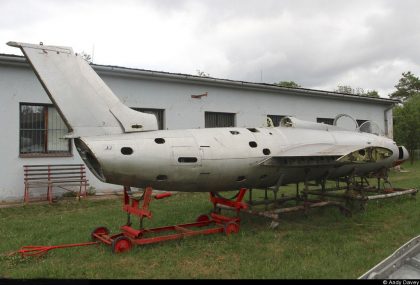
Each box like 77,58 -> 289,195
7,41 -> 158,137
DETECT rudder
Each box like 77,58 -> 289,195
8,41 -> 158,137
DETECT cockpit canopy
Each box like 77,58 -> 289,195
358,121 -> 384,136
280,114 -> 385,136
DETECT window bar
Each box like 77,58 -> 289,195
44,106 -> 48,153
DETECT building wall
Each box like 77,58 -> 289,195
0,62 -> 394,201
101,72 -> 392,129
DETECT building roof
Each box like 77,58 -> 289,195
0,53 -> 399,105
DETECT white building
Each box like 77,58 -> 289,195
0,54 -> 398,201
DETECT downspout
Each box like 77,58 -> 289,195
384,104 -> 395,138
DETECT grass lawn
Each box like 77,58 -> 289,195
0,161 -> 419,279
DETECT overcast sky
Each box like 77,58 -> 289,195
1,0 -> 420,97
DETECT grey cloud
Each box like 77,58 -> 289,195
0,0 -> 54,29
182,0 -> 420,95
1,0 -> 419,96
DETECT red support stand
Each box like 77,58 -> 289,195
91,186 -> 248,253
123,185 -> 153,219
210,188 -> 248,213
14,187 -> 248,256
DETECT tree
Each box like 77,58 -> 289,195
276,81 -> 301,88
393,95 -> 420,164
365,90 -> 380,98
335,85 -> 356,94
77,51 -> 92,63
196,70 -> 210,77
335,85 -> 380,97
390,71 -> 420,102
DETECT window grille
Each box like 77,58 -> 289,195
19,103 -> 70,155
267,115 -> 286,127
205,112 -> 236,128
316,117 -> 334,125
132,108 -> 165,130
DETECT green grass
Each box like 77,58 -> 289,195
0,161 -> 419,279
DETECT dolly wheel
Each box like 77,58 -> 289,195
195,214 -> 210,227
91,226 -> 110,241
196,214 -> 210,223
112,236 -> 133,254
224,222 -> 240,236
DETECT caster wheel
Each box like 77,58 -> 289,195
112,236 -> 133,254
196,214 -> 210,223
224,222 -> 240,236
91,226 -> 110,241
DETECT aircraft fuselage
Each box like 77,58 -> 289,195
75,126 -> 405,192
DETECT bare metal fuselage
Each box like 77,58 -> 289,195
75,126 -> 403,192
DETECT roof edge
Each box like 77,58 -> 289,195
0,53 -> 400,105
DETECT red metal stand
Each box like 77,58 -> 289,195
13,187 -> 248,256
14,242 -> 99,257
210,190 -> 248,213
92,187 -> 248,253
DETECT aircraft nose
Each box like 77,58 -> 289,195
402,146 -> 410,161
394,146 -> 410,166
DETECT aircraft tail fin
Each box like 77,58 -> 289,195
7,41 -> 158,137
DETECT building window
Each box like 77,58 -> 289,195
317,117 -> 334,125
267,115 -> 286,127
205,112 -> 236,128
357,119 -> 373,133
132,108 -> 165,130
19,103 -> 71,156
356,119 -> 368,127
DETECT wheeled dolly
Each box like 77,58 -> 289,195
91,186 -> 248,253
13,187 -> 248,257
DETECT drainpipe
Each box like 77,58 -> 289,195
384,104 -> 395,138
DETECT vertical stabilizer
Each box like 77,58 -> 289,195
7,41 -> 158,137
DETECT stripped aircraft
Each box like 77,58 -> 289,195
8,41 -> 413,254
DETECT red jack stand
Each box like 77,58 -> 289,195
91,186 -> 248,253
